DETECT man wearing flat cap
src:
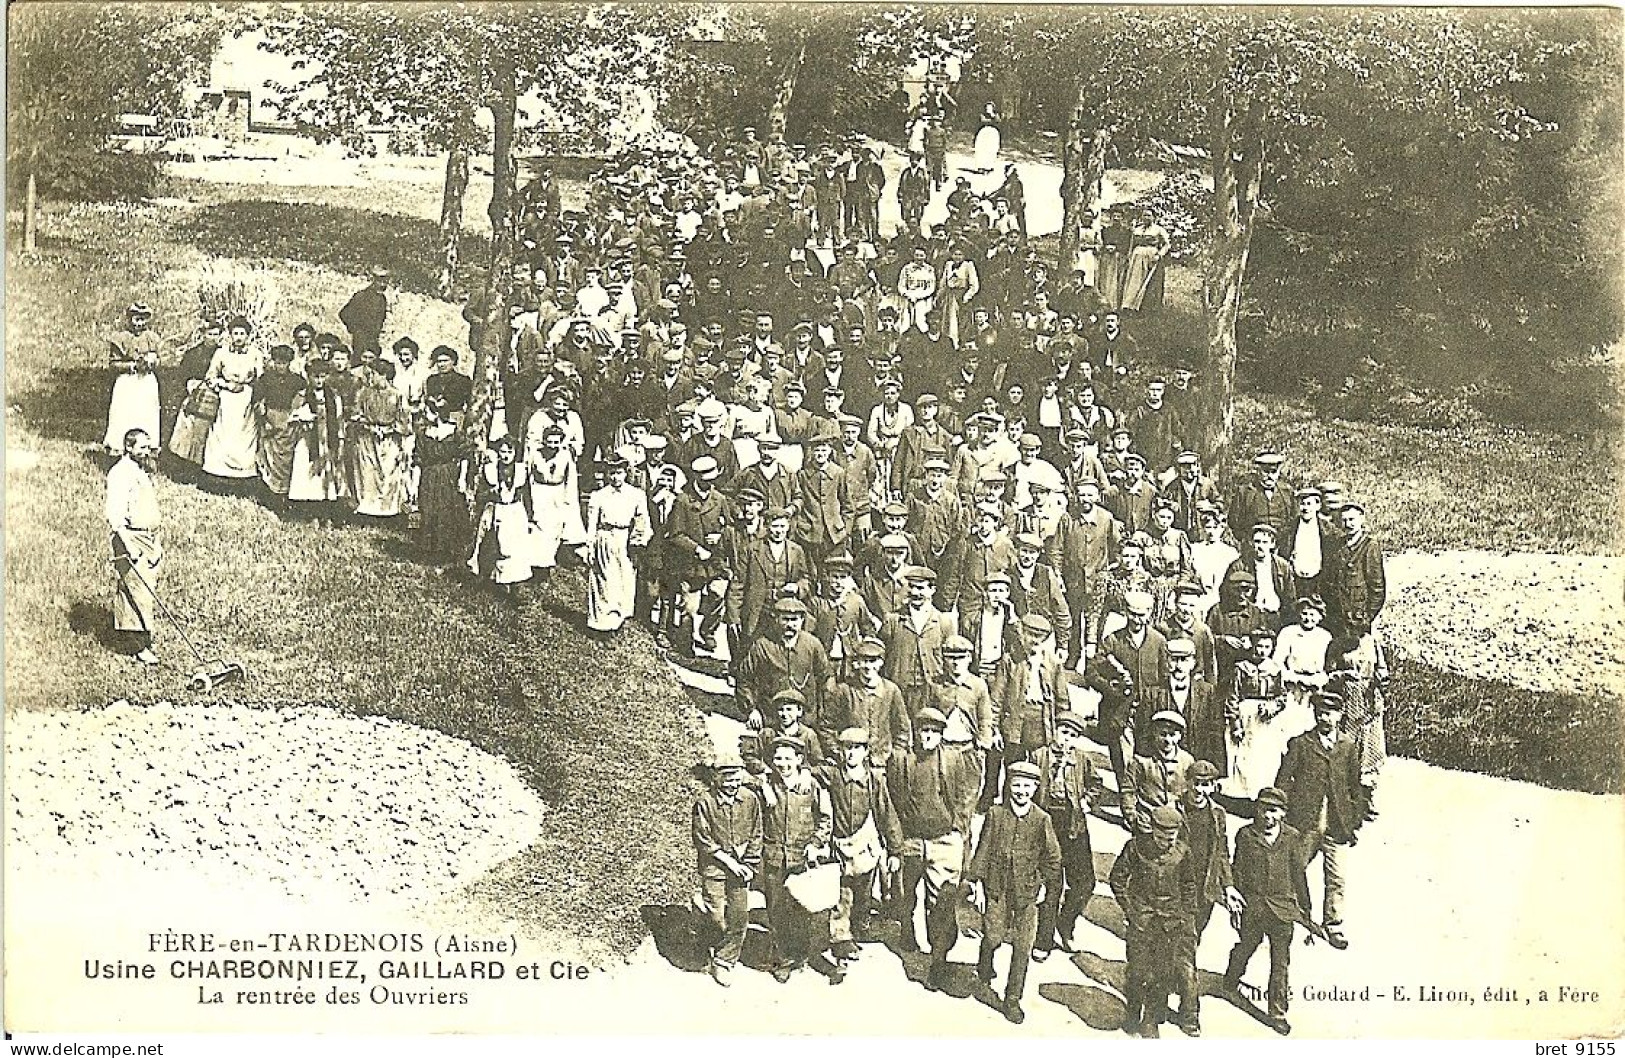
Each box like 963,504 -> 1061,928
668,454 -> 732,655
826,639 -> 911,770
1225,522 -> 1297,631
1121,710 -> 1195,835
731,506 -> 813,643
929,635 -> 999,796
906,455 -> 967,610
1168,451 -> 1221,535
1178,759 -> 1242,1033
995,614 -> 1071,793
1323,499 -> 1386,642
1139,637 -> 1223,775
1223,786 -> 1313,1033
878,565 -> 958,716
956,501 -> 1020,618
737,596 -> 833,739
1274,691 -> 1362,950
892,394 -> 954,495
1105,450 -> 1159,536
887,707 -> 981,985
1010,531 -> 1072,653
691,751 -> 763,986
1110,802 -> 1199,1037
807,553 -> 878,688
1050,477 -> 1122,667
796,426 -> 856,571
816,727 -> 904,965
1280,484 -> 1331,601
1030,709 -> 1103,960
1231,450 -> 1294,545
965,760 -> 1061,1024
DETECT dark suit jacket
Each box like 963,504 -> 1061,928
966,803 -> 1061,905
1275,729 -> 1364,843
732,540 -> 813,639
1326,532 -> 1386,634
1030,745 -> 1102,840
1139,682 -> 1223,773
1231,822 -> 1312,926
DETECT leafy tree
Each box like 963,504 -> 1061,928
8,2 -> 218,250
255,2 -> 654,299
971,9 -> 1580,466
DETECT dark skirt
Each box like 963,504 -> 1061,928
419,460 -> 469,561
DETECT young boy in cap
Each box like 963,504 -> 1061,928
1030,709 -> 1103,959
1223,786 -> 1313,1033
818,727 -> 905,965
825,639 -> 911,769
966,760 -> 1062,1024
691,750 -> 764,986
1109,803 -> 1199,1037
760,734 -> 835,983
887,707 -> 981,985
1274,691 -> 1362,950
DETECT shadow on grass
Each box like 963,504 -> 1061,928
177,200 -> 491,299
67,597 -> 122,652
12,366 -> 111,446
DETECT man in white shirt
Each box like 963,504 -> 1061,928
1283,485 -> 1327,600
106,429 -> 163,665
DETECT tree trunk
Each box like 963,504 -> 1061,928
437,138 -> 470,299
464,61 -> 517,463
1058,91 -> 1089,273
1058,91 -> 1110,275
767,31 -> 808,140
24,169 -> 38,252
1198,97 -> 1265,474
995,65 -> 1022,127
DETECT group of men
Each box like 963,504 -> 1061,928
102,123 -> 1392,1035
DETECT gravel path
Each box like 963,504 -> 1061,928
6,699 -> 547,905
1385,551 -> 1623,698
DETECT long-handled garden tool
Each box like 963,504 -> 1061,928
113,554 -> 246,693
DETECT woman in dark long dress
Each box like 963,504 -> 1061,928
418,346 -> 473,565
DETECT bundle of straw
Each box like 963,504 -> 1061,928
194,260 -> 282,339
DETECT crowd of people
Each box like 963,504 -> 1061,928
102,124 -> 1390,1034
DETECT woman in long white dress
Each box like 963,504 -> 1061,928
973,102 -> 1002,171
200,316 -> 261,482
104,302 -> 163,454
584,455 -> 653,633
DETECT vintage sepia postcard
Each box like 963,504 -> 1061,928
6,1 -> 1622,1044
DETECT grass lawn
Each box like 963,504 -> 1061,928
5,198 -> 708,958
